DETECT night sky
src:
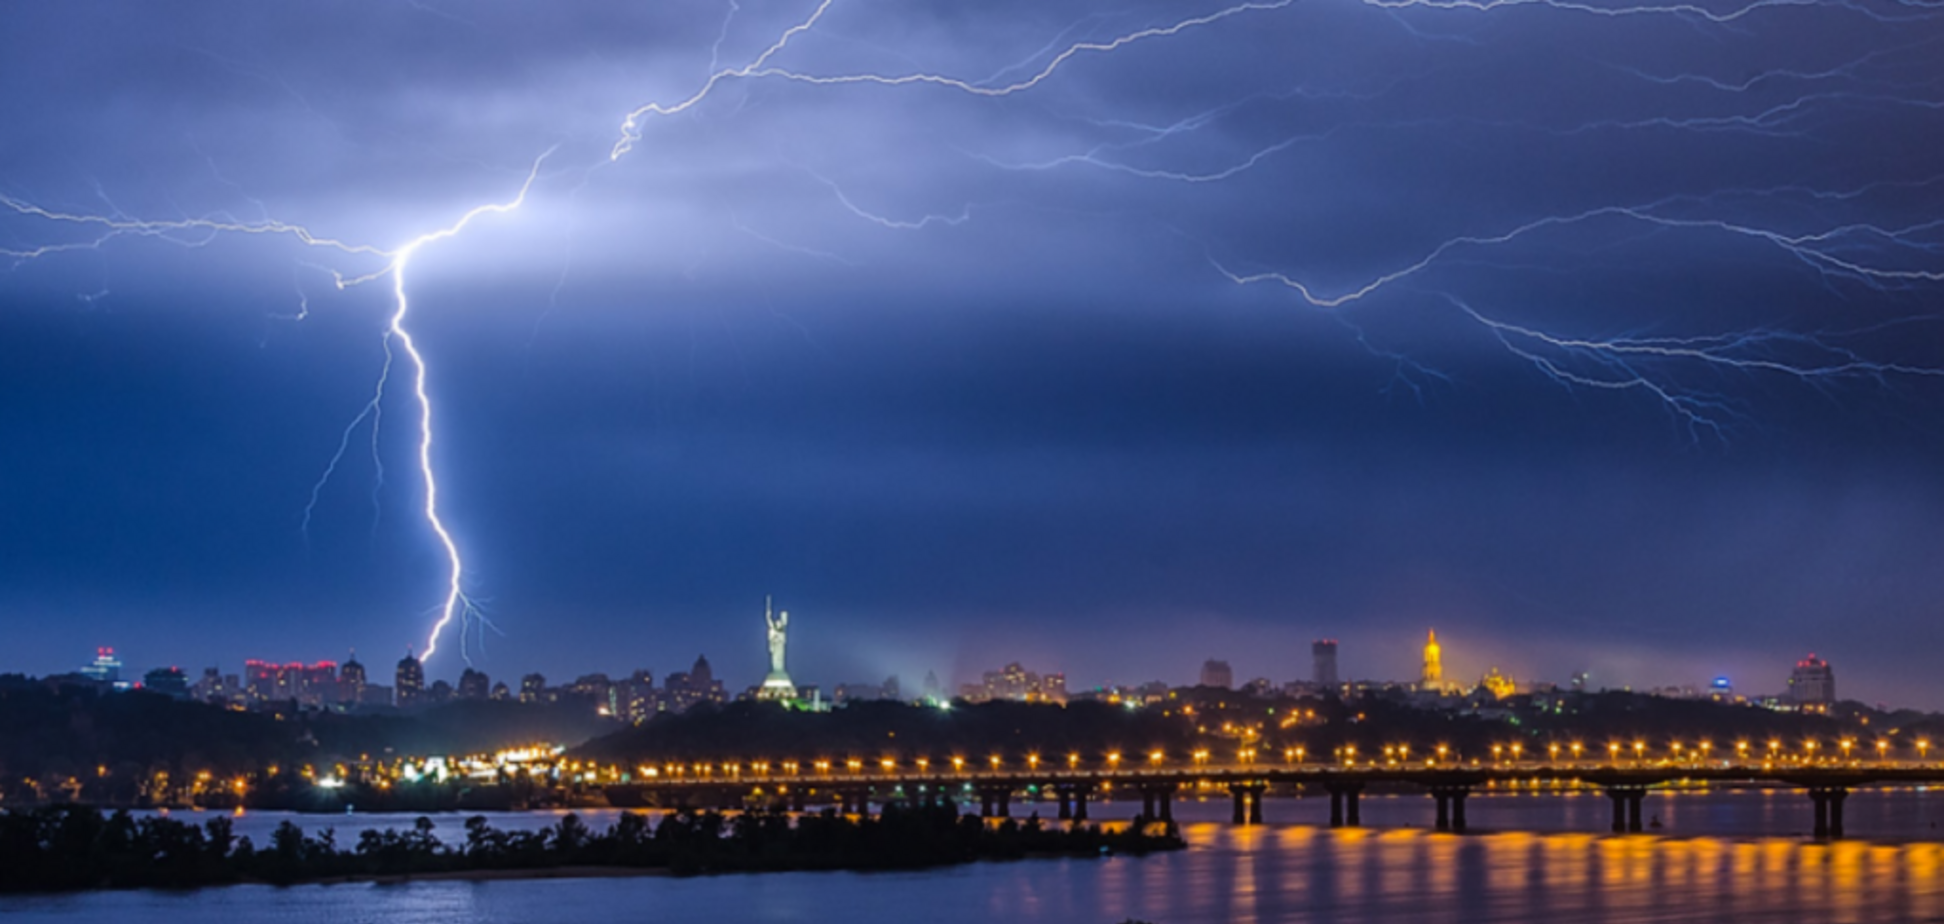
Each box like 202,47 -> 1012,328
3,1 -> 1942,704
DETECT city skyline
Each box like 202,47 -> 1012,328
37,620 -> 1860,714
4,4 -> 1942,707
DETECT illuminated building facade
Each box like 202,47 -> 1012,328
395,651 -> 424,708
340,654 -> 367,704
1788,654 -> 1836,709
960,662 -> 1068,703
244,659 -> 341,706
1421,629 -> 1443,689
458,667 -> 491,700
1479,667 -> 1515,700
664,655 -> 728,712
612,669 -> 658,722
80,647 -> 123,685
1312,640 -> 1339,688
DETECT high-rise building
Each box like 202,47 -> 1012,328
614,670 -> 658,722
395,651 -> 424,708
81,647 -> 123,684
1788,654 -> 1835,708
192,667 -> 232,704
242,660 -> 339,707
953,663 -> 1066,703
1312,640 -> 1339,688
520,672 -> 547,703
1199,659 -> 1234,690
142,666 -> 189,698
663,656 -> 727,712
1421,630 -> 1443,689
457,668 -> 491,700
567,673 -> 614,709
340,653 -> 367,705
300,662 -> 338,704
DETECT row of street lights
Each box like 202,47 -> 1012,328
628,736 -> 1938,780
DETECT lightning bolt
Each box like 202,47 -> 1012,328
384,152 -> 550,663
3,151 -> 551,665
6,0 -> 1942,668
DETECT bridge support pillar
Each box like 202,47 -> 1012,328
1228,783 -> 1265,825
1142,784 -> 1174,822
1810,787 -> 1848,839
1074,786 -> 1090,823
1058,788 -> 1073,820
1326,783 -> 1362,828
1432,787 -> 1471,833
1606,788 -> 1646,833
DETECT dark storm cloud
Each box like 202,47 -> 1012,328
2,0 -> 1941,702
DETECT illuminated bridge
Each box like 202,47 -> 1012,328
603,762 -> 1944,840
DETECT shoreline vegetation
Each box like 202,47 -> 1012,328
0,803 -> 1184,893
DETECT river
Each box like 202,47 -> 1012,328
7,786 -> 1944,923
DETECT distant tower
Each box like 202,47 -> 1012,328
340,651 -> 367,705
758,596 -> 799,702
395,649 -> 424,708
1199,659 -> 1234,690
1421,630 -> 1443,689
1312,639 -> 1339,688
82,647 -> 123,684
457,667 -> 491,700
1788,654 -> 1836,709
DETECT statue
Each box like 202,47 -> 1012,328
766,596 -> 789,677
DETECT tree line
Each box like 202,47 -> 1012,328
0,802 -> 1184,892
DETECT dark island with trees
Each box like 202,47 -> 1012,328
0,802 -> 1183,893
